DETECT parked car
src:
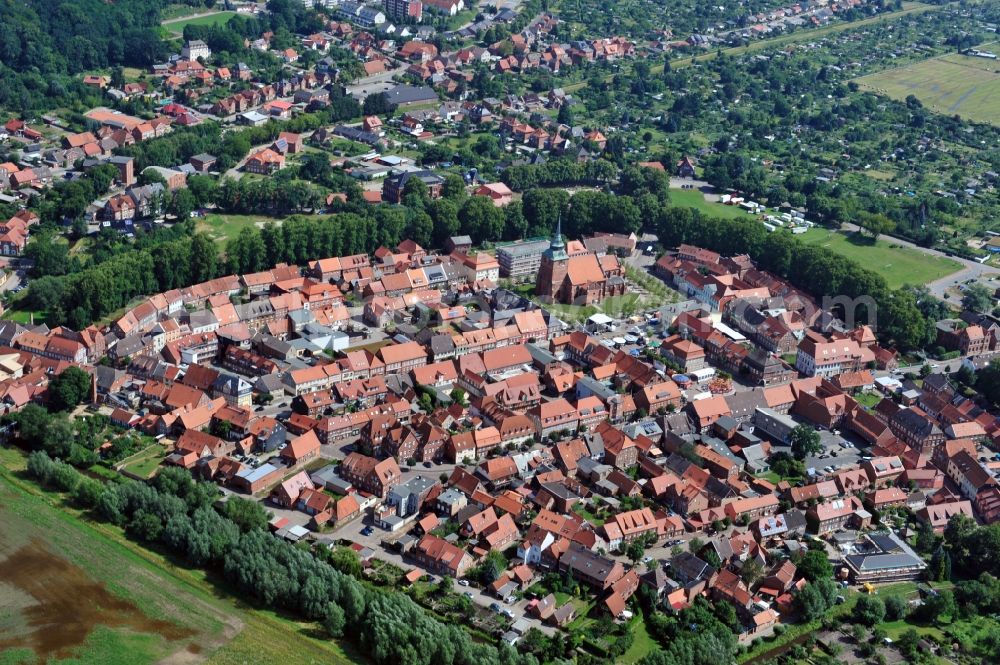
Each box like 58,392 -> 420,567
458,580 -> 470,587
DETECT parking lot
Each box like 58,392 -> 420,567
769,425 -> 868,477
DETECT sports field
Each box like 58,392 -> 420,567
800,228 -> 962,289
162,11 -> 240,35
855,48 -> 1000,127
0,449 -> 362,665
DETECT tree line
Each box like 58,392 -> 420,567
20,151 -> 931,350
24,450 -> 539,665
649,205 -> 931,350
24,229 -> 218,328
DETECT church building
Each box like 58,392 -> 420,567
535,220 -> 626,305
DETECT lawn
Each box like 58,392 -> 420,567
621,615 -> 658,664
1,309 -> 43,325
853,392 -> 883,409
198,213 -> 283,245
0,450 -> 364,665
539,293 -> 654,324
119,444 -> 168,480
572,502 -> 606,526
800,228 -> 962,289
669,188 -> 752,220
756,470 -> 803,484
855,47 -> 1000,127
162,11 -> 241,35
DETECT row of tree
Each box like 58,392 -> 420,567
649,205 -> 931,350
24,230 -> 218,328
23,451 -> 539,665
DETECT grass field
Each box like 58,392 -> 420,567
855,47 -> 1000,127
119,443 -> 168,480
540,293 -> 654,323
800,228 -> 963,289
621,615 -> 658,664
162,11 -> 240,35
198,213 -> 283,245
669,188 -> 753,219
0,448 -> 363,665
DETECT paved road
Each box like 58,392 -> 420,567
0,268 -> 25,294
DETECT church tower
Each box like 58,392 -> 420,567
535,217 -> 569,302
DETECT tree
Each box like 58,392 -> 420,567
222,497 -> 269,533
896,628 -> 921,660
796,548 -> 833,582
914,520 -> 937,554
449,387 -> 468,406
884,594 -> 907,621
858,214 -> 895,241
853,595 -> 885,625
441,174 -> 467,201
71,477 -> 104,508
740,559 -> 764,587
790,424 -> 822,460
962,283 -> 993,314
326,546 -> 362,578
15,403 -> 54,447
625,539 -> 645,563
189,233 -> 218,283
42,417 -> 76,458
169,188 -> 197,220
916,589 -> 955,625
323,602 -> 346,637
794,582 -> 828,621
226,227 -> 267,273
929,545 -> 952,581
459,195 -> 504,243
362,92 -> 397,117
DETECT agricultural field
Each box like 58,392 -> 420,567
855,49 -> 1000,127
162,11 -> 241,36
0,451 -> 362,665
800,228 -> 963,289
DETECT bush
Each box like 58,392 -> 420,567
884,594 -> 907,621
71,477 -> 104,508
853,595 -> 886,625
